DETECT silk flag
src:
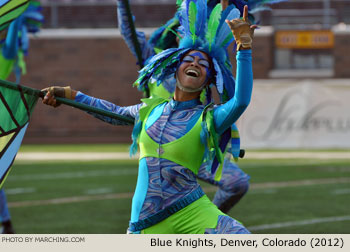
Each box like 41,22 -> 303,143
0,0 -> 30,31
0,80 -> 38,188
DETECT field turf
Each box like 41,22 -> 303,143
2,145 -> 349,234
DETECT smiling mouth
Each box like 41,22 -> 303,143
185,69 -> 200,77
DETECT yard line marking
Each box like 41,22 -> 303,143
7,169 -> 137,181
332,188 -> 350,195
204,177 -> 350,192
5,188 -> 36,195
8,177 -> 350,208
9,192 -> 134,207
15,151 -> 350,161
248,216 -> 350,231
16,152 -> 136,160
245,152 -> 350,159
85,188 -> 115,195
7,166 -> 350,187
250,177 -> 350,189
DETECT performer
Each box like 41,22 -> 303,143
43,2 -> 255,234
117,0 -> 250,213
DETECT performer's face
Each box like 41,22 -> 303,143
177,50 -> 212,91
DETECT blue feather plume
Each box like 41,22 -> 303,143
212,58 -> 223,94
216,6 -> 240,48
194,0 -> 207,40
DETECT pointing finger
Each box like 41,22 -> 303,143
243,5 -> 248,22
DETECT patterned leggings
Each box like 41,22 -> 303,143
197,158 -> 250,213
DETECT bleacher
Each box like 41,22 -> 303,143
38,0 -> 349,29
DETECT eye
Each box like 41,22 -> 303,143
183,55 -> 195,62
199,59 -> 210,68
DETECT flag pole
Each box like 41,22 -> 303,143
121,0 -> 144,69
120,0 -> 150,97
0,79 -> 135,125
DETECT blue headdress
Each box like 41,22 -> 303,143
147,1 -> 288,52
135,0 -> 241,103
136,0 -> 288,100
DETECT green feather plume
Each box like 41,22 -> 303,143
189,1 -> 197,44
205,4 -> 222,51
176,0 -> 183,7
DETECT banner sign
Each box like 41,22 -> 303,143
238,80 -> 350,148
275,30 -> 334,49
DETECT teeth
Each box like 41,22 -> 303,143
185,69 -> 199,77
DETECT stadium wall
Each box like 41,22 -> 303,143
11,27 -> 350,145
238,79 -> 350,149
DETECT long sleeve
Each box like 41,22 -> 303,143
75,91 -> 141,125
213,50 -> 253,135
116,0 -> 154,63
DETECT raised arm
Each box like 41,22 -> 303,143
213,5 -> 256,134
116,0 -> 154,64
213,50 -> 252,134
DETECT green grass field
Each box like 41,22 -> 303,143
2,145 -> 350,234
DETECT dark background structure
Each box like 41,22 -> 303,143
9,0 -> 349,144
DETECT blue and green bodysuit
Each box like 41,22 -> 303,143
116,0 -> 250,214
75,49 -> 253,234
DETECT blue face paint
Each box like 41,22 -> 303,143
180,52 -> 212,83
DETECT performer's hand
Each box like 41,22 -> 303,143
41,86 -> 75,107
42,90 -> 60,107
225,5 -> 258,51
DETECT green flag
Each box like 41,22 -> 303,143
0,79 -> 38,188
0,0 -> 30,31
0,78 -> 135,188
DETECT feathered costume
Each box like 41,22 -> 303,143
77,0 -> 253,233
116,0 -> 252,215
132,1 -> 244,176
114,0 -> 287,218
